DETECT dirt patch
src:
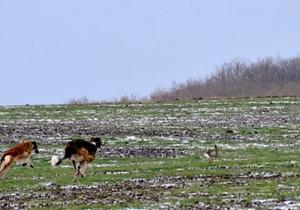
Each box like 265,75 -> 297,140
97,147 -> 186,157
1,173 -> 299,209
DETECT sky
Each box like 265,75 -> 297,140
0,0 -> 300,105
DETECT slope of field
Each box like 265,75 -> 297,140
0,97 -> 300,209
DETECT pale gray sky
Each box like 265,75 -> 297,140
0,0 -> 300,105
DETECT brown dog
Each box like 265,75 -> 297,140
0,140 -> 39,179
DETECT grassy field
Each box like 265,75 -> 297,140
0,97 -> 300,209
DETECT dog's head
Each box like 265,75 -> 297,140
31,141 -> 39,154
90,137 -> 102,148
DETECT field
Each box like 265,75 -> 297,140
0,97 -> 300,209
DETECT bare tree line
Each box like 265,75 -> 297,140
151,56 -> 300,100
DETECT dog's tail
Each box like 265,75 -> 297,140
51,155 -> 63,166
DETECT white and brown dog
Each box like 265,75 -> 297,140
0,140 -> 39,179
51,137 -> 102,181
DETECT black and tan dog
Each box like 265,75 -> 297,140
52,137 -> 102,181
0,140 -> 39,179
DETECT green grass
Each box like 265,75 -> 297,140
1,96 -> 300,209
1,147 -> 300,209
2,146 -> 300,188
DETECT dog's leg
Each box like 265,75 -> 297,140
0,155 -> 14,179
72,160 -> 76,171
21,157 -> 34,168
73,168 -> 81,182
72,161 -> 82,182
26,157 -> 34,168
79,161 -> 88,177
73,174 -> 78,182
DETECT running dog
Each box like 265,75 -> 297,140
51,137 -> 102,181
0,140 -> 39,179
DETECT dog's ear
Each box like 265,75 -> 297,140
91,137 -> 102,148
31,141 -> 39,153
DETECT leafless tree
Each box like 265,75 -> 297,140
150,56 -> 300,100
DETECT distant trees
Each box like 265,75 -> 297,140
67,96 -> 90,105
67,94 -> 147,105
150,56 -> 300,100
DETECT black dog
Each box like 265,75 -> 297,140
52,137 -> 102,181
